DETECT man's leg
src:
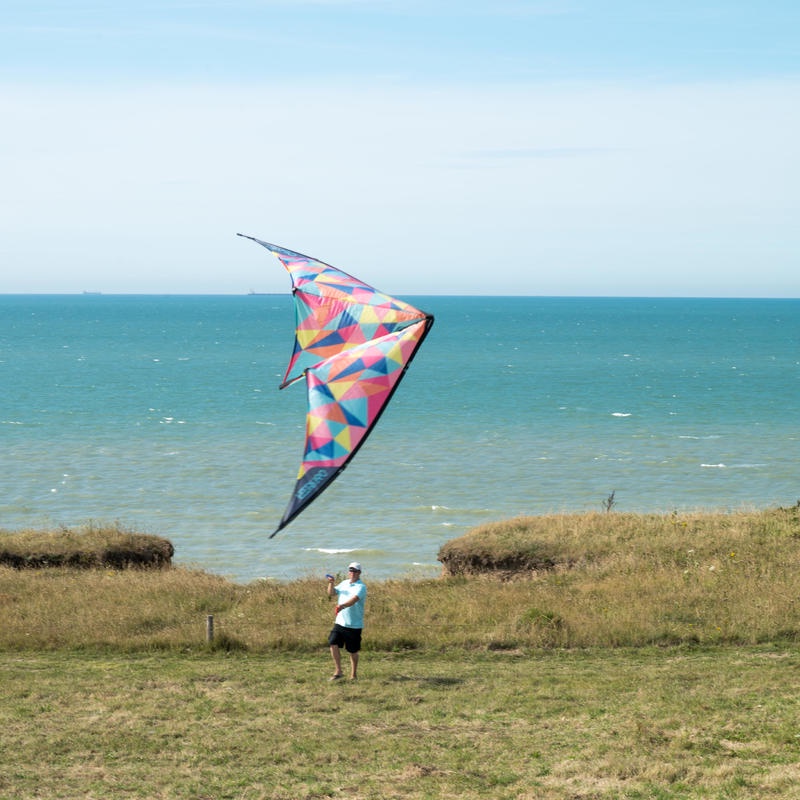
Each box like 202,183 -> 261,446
330,645 -> 343,678
349,651 -> 359,680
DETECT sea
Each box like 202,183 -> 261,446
1,294 -> 799,583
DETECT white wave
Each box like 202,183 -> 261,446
304,547 -> 357,555
701,462 -> 765,469
612,412 -> 632,417
414,505 -> 493,516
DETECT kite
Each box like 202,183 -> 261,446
238,234 -> 435,537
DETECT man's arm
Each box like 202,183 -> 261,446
335,583 -> 364,612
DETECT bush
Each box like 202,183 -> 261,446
437,508 -> 800,577
0,523 -> 174,570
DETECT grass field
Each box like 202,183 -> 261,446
2,509 -> 800,798
3,647 -> 800,799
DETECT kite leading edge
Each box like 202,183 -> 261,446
238,234 -> 435,537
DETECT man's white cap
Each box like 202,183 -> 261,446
348,562 -> 362,572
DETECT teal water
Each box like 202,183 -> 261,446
1,295 -> 799,582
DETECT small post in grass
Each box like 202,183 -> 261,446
206,614 -> 214,644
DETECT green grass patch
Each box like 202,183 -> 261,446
2,647 -> 800,799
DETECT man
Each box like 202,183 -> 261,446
326,562 -> 367,680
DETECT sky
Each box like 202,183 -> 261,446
1,1 -> 799,296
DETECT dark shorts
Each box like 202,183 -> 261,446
328,624 -> 363,653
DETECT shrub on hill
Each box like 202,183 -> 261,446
437,508 -> 800,577
0,524 -> 174,569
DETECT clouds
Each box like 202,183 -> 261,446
2,76 -> 798,295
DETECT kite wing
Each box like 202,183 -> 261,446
238,234 -> 434,536
238,234 -> 428,388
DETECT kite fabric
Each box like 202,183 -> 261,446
237,234 -> 434,536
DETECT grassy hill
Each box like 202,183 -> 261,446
2,509 -> 799,651
2,510 -> 800,798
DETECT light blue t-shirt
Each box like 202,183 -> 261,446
334,579 -> 366,629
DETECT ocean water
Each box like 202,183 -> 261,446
1,294 -> 799,583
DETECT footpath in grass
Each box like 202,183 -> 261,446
2,646 -> 800,799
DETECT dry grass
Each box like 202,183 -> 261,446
438,507 -> 800,576
0,522 -> 173,569
1,508 -> 800,652
431,507 -> 800,648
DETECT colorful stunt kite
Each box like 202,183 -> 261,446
238,234 -> 434,537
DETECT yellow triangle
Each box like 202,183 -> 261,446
330,378 -> 358,400
297,329 -> 319,349
359,307 -> 380,324
334,428 -> 352,450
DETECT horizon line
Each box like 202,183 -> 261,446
1,292 -> 799,301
